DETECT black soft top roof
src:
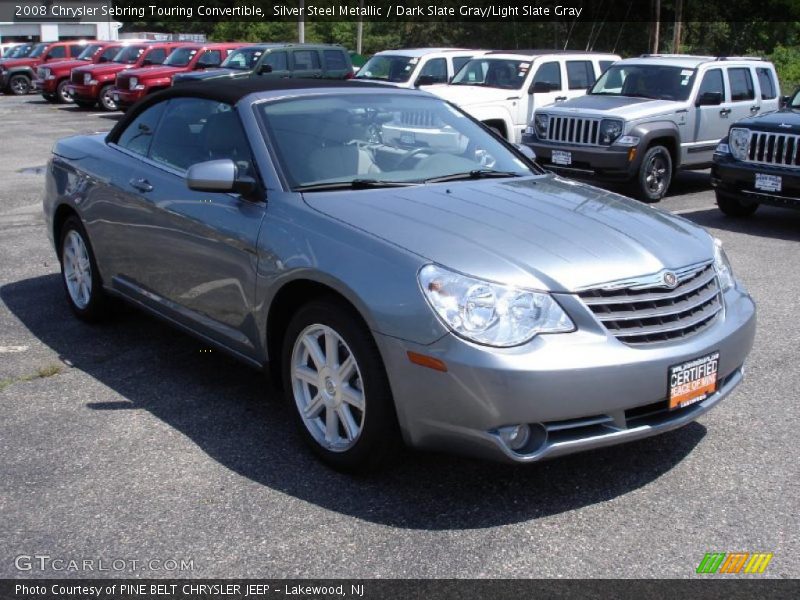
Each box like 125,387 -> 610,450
107,78 -> 390,143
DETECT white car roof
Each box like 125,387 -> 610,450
482,51 -> 620,61
616,55 -> 771,69
372,48 -> 480,58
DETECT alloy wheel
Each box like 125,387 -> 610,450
62,230 -> 92,309
645,154 -> 668,196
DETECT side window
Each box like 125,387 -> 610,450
452,56 -> 472,75
148,98 -> 253,174
698,69 -> 725,99
729,68 -> 755,102
419,57 -> 448,83
68,45 -> 86,58
99,47 -> 118,62
116,101 -> 167,157
322,50 -> 347,71
756,68 -> 777,100
532,61 -> 562,90
566,60 -> 595,90
197,50 -> 222,68
292,50 -> 320,70
599,60 -> 615,74
263,51 -> 288,71
47,46 -> 66,59
146,48 -> 166,65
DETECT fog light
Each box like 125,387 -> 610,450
498,424 -> 530,451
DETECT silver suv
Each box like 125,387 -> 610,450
525,55 -> 781,201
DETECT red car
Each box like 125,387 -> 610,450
33,41 -> 124,103
68,42 -> 186,111
112,43 -> 245,110
0,40 -> 92,95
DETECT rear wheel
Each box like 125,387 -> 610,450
59,216 -> 109,322
8,74 -> 30,95
55,79 -> 72,103
635,145 -> 672,202
716,190 -> 759,217
282,299 -> 401,472
98,84 -> 116,111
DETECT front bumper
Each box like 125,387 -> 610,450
114,87 -> 146,109
0,72 -> 9,89
376,284 -> 756,463
524,134 -> 639,180
711,153 -> 800,210
33,77 -> 57,93
66,82 -> 100,102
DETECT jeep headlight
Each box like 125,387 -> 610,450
129,76 -> 138,89
713,238 -> 734,291
728,128 -> 751,161
534,114 -> 549,138
599,119 -> 624,145
83,72 -> 91,85
41,68 -> 51,79
418,264 -> 574,347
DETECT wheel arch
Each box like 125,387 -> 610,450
52,204 -> 80,259
631,122 -> 681,168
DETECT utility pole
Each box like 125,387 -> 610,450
298,0 -> 305,43
672,0 -> 684,53
651,0 -> 661,54
356,0 -> 364,54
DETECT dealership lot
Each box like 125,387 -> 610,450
1,94 -> 798,578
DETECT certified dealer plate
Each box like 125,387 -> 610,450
551,150 -> 572,166
755,173 -> 782,192
668,351 -> 719,410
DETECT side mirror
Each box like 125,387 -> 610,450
414,74 -> 438,87
780,95 -> 791,108
514,143 -> 536,162
696,91 -> 723,106
529,81 -> 555,94
258,63 -> 273,75
186,160 -> 257,196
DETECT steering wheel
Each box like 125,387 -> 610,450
395,147 -> 432,170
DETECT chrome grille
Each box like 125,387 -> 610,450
578,263 -> 722,345
71,71 -> 84,85
545,116 -> 600,145
116,75 -> 130,89
746,130 -> 800,166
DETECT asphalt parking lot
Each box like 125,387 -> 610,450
1,93 -> 798,579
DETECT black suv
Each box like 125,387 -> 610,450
712,88 -> 800,216
173,43 -> 353,84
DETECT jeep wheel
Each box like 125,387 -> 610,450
55,79 -> 72,104
635,145 -> 672,202
8,74 -> 31,95
716,191 -> 759,217
98,84 -> 117,111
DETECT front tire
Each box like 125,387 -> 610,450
8,74 -> 31,95
56,79 -> 72,104
59,216 -> 109,322
716,190 -> 759,217
98,84 -> 116,111
281,299 -> 401,472
635,145 -> 673,202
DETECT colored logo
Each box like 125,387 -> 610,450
696,552 -> 773,574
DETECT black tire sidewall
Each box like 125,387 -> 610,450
281,299 -> 400,472
9,74 -> 30,95
99,84 -> 116,111
59,216 -> 107,322
56,79 -> 71,103
637,145 -> 673,202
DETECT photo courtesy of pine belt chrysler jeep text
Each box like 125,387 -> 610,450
43,79 -> 756,471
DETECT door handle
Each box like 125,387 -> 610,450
719,108 -> 732,116
555,96 -> 567,102
750,105 -> 761,113
129,178 -> 153,193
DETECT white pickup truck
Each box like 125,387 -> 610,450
428,50 -> 620,143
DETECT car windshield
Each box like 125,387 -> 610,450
222,47 -> 264,70
355,55 -> 417,83
7,44 -> 33,58
450,58 -> 532,90
591,64 -> 697,101
77,44 -> 103,60
258,93 -> 537,190
163,47 -> 198,67
113,45 -> 146,64
790,90 -> 800,108
28,43 -> 48,58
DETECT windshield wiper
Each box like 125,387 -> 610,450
424,169 -> 522,183
295,179 -> 420,192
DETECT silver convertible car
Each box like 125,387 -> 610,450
44,79 -> 756,471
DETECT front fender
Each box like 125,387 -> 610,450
629,121 -> 682,167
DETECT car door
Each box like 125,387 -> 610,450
321,48 -> 349,79
527,60 -> 564,123
43,44 -> 66,63
195,49 -> 223,70
690,68 -> 730,163
564,59 -> 596,101
450,55 -> 473,81
290,49 -> 323,79
104,97 -> 266,356
415,56 -> 448,87
726,66 -> 760,123
256,50 -> 289,79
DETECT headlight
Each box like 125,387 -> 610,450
614,135 -> 640,147
40,68 -> 50,79
418,264 -> 574,347
534,114 -> 549,138
729,128 -> 751,161
713,239 -> 734,291
129,76 -> 138,89
83,72 -> 91,85
599,119 -> 624,145
715,140 -> 730,155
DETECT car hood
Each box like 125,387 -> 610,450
428,84 -> 525,106
175,68 -> 245,81
123,65 -> 183,79
40,59 -> 88,71
303,175 -> 713,292
0,57 -> 38,68
74,62 -> 129,76
541,95 -> 682,120
732,107 -> 800,133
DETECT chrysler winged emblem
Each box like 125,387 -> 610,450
663,271 -> 678,288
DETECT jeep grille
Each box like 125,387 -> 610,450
545,116 -> 601,145
746,131 -> 800,167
